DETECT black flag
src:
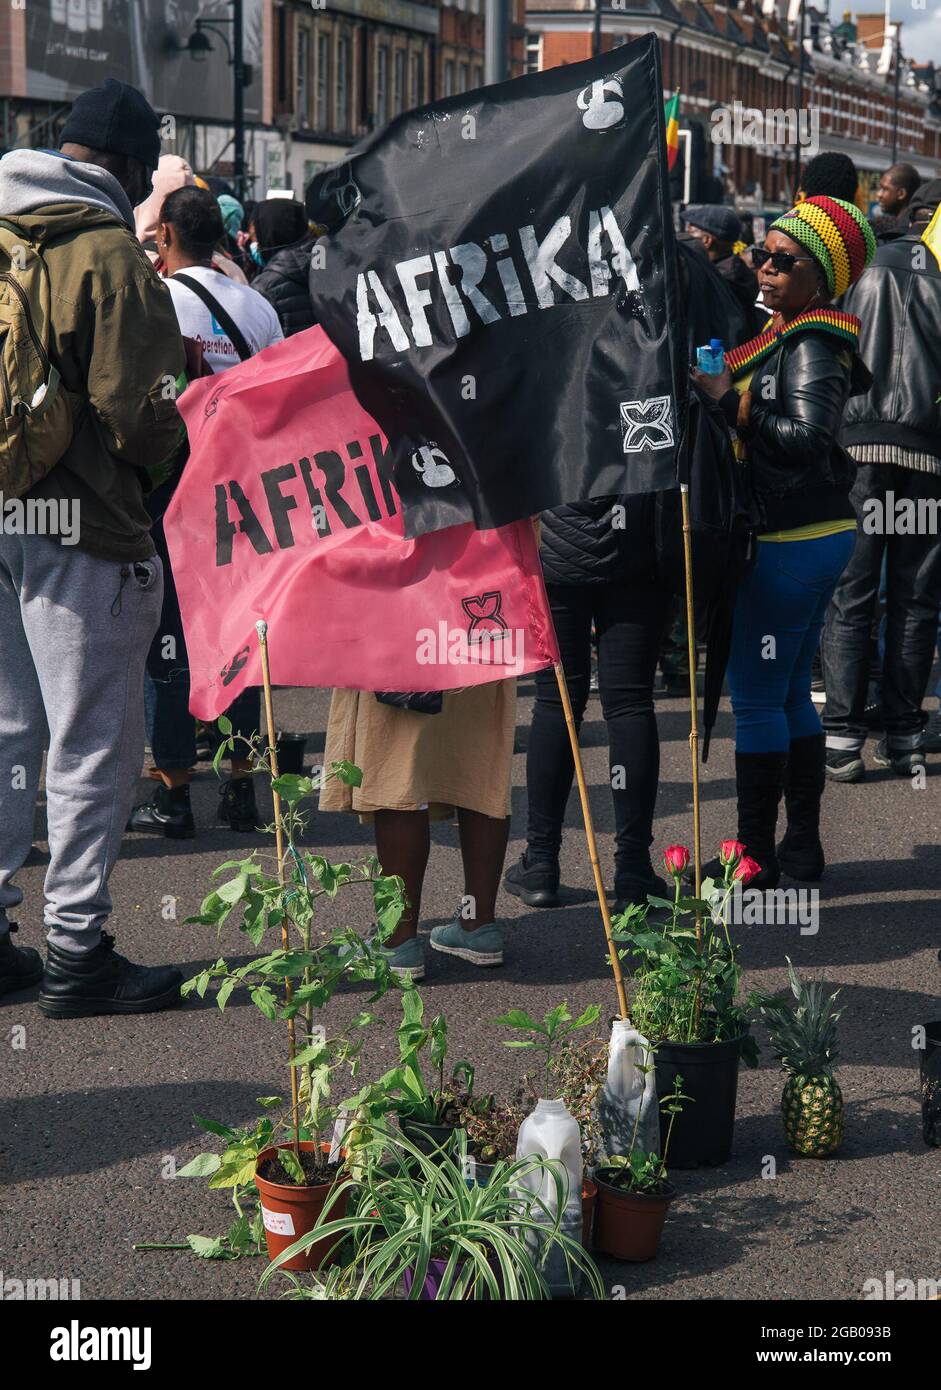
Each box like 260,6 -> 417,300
308,34 -> 687,538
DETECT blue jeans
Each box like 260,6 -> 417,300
728,532 -> 856,753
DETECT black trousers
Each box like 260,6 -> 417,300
525,580 -> 673,881
822,462 -> 941,748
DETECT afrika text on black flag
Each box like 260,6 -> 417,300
308,33 -> 687,538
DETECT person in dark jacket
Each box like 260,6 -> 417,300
693,196 -> 876,886
822,180 -> 941,780
248,198 -> 318,336
682,204 -> 765,336
504,497 -> 674,912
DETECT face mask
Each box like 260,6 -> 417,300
249,241 -> 265,267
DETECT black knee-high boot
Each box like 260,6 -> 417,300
734,751 -> 787,889
777,733 -> 826,881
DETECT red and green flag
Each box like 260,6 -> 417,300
664,91 -> 680,171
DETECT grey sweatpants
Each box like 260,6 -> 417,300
0,533 -> 162,952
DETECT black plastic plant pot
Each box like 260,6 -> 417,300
400,1118 -> 458,1159
654,1033 -> 744,1169
920,1021 -> 941,1148
276,732 -> 308,775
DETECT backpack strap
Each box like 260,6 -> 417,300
172,271 -> 253,362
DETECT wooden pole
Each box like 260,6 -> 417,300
255,619 -> 301,1157
553,660 -> 629,1020
680,486 -> 702,906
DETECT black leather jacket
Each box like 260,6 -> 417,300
721,330 -> 872,532
840,235 -> 941,462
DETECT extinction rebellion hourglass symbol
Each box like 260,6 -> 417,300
461,592 -> 508,663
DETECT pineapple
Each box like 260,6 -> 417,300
762,960 -> 844,1158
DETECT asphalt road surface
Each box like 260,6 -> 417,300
2,680 -> 939,1301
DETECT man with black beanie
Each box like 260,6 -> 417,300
0,79 -> 186,1016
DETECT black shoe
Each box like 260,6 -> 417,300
922,710 -> 941,754
0,923 -> 43,995
873,739 -> 927,777
613,871 -> 669,914
195,722 -> 219,762
218,776 -> 259,832
777,733 -> 826,881
127,784 -> 195,839
504,853 -> 560,908
825,747 -> 866,783
38,932 -> 183,1019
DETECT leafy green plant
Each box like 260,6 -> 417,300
457,1092 -> 527,1166
259,1125 -> 605,1301
611,845 -> 763,1063
380,987 -> 475,1126
495,1001 -> 601,1099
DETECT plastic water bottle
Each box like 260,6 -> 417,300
516,1098 -> 583,1294
696,338 -> 725,374
599,1019 -> 660,1158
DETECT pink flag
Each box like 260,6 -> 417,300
164,328 -> 558,719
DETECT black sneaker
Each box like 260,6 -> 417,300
923,710 -> 941,755
873,740 -> 927,777
0,922 -> 43,996
218,776 -> 259,832
825,748 -> 865,783
38,932 -> 183,1019
504,853 -> 560,908
613,868 -> 669,915
127,784 -> 195,839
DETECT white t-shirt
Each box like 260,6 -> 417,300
165,265 -> 284,373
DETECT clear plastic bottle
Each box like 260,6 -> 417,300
599,1019 -> 660,1158
515,1098 -> 583,1294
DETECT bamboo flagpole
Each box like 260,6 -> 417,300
679,484 -> 703,905
255,619 -> 301,1156
553,661 -> 629,1021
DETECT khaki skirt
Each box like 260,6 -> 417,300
319,681 -> 516,821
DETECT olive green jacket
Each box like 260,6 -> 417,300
12,203 -> 185,561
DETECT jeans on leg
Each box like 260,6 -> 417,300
525,580 -> 671,869
729,532 -> 856,754
824,463 -> 941,749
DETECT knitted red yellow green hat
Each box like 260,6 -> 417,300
770,195 -> 877,299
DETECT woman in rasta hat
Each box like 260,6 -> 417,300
693,195 -> 876,887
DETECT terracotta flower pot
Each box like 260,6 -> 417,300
592,1177 -> 675,1262
581,1178 -> 597,1247
254,1141 -> 349,1272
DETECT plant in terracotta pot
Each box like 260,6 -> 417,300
170,737 -> 407,1271
592,1074 -> 687,1262
260,1125 -> 606,1300
612,840 -> 766,1169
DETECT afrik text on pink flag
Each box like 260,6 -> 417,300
164,327 -> 558,719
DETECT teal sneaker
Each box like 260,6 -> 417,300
338,929 -> 425,982
429,917 -> 504,967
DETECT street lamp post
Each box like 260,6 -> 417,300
593,0 -> 603,59
793,0 -> 806,196
185,0 -> 247,199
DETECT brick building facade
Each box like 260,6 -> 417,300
525,0 -> 941,211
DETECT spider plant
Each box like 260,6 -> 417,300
259,1125 -> 605,1300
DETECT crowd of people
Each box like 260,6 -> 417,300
0,78 -> 938,1010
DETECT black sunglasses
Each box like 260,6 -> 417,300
750,245 -> 816,274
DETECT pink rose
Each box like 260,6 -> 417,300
719,839 -> 746,867
663,844 -> 691,876
734,855 -> 762,885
